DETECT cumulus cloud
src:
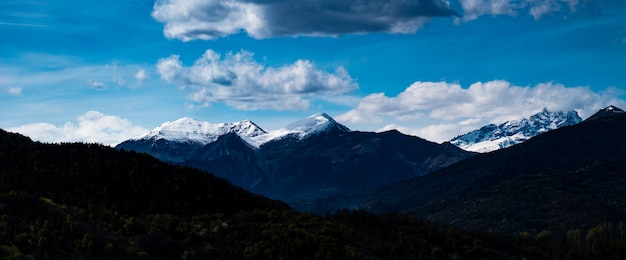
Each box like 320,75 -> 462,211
457,0 -> 582,21
157,49 -> 358,110
135,68 -> 149,82
7,111 -> 148,146
337,80 -> 625,142
151,0 -> 457,40
8,87 -> 23,96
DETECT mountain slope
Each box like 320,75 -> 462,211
450,108 -> 582,152
360,106 -> 626,233
254,129 -> 472,203
184,133 -> 264,190
0,130 -> 288,216
116,113 -> 475,210
584,105 -> 625,121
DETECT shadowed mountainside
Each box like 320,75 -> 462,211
354,107 -> 626,234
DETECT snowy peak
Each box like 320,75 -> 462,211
450,108 -> 582,153
230,119 -> 267,137
135,117 -> 266,145
130,113 -> 349,149
585,105 -> 625,121
285,113 -> 350,137
246,113 -> 351,147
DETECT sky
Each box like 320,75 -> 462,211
2,0 -> 626,146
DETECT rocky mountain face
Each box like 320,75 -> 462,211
116,113 -> 475,207
450,108 -> 582,153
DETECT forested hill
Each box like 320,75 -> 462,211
2,129 -> 626,259
0,129 -> 289,216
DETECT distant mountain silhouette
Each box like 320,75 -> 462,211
351,106 -> 626,233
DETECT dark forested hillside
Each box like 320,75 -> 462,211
358,108 -> 626,234
2,129 -> 626,258
0,129 -> 288,216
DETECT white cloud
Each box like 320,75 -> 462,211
134,68 -> 149,82
157,49 -> 358,110
457,0 -> 516,22
151,0 -> 456,40
8,87 -> 23,96
7,111 -> 148,146
457,0 -> 582,21
337,80 -> 626,142
529,1 -> 561,20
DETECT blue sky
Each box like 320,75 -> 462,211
2,0 -> 625,145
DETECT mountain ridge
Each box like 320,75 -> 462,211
117,113 -> 475,207
133,117 -> 267,145
450,108 -> 582,152
585,105 -> 625,121
352,106 -> 626,233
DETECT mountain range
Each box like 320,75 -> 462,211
3,106 -> 626,257
323,105 -> 626,233
117,109 -> 594,210
450,108 -> 582,152
9,128 -> 620,258
117,113 -> 474,206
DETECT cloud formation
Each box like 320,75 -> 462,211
457,0 -> 582,21
8,87 -> 22,96
135,68 -> 149,82
151,0 -> 457,40
7,111 -> 148,146
150,0 -> 591,40
337,80 -> 625,142
157,49 -> 358,110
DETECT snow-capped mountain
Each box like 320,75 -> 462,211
285,112 -> 351,137
450,108 -> 582,153
246,113 -> 351,147
133,117 -> 266,145
135,113 -> 351,149
116,112 -> 474,209
117,118 -> 266,162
